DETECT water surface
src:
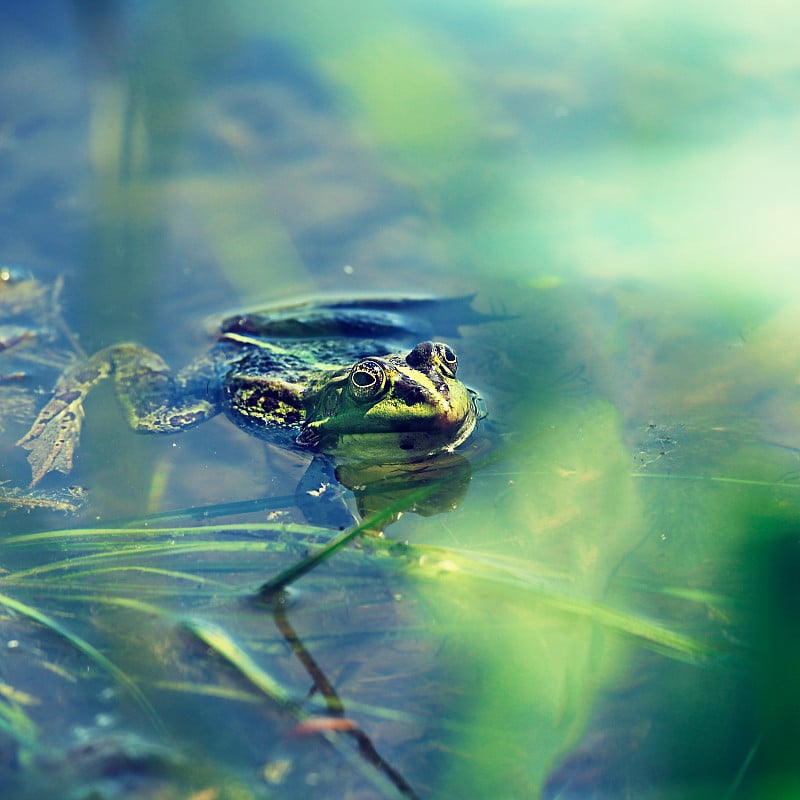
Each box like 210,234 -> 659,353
1,2 -> 799,798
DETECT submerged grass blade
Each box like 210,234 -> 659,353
632,472 -> 800,489
3,540 -> 296,582
153,679 -> 437,729
257,481 -> 442,597
4,531 -> 712,660
4,521 -> 326,546
181,617 -> 416,799
0,694 -> 40,751
37,565 -> 235,589
399,544 -> 716,660
543,591 -> 713,659
151,680 -> 263,704
181,617 -> 295,707
98,494 -> 300,526
0,592 -> 162,731
725,734 -> 762,799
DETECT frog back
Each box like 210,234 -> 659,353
218,296 -> 482,359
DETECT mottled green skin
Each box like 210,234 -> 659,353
18,300 -> 480,485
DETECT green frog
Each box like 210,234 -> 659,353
18,297 -> 485,490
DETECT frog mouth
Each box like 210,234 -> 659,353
324,392 -> 480,463
386,372 -> 473,425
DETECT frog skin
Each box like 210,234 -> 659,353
17,298 -> 482,486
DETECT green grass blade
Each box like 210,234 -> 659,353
0,592 -> 162,731
38,565 -> 235,589
257,481 -> 442,597
96,494 -> 300,527
181,617 -> 415,799
0,695 -> 40,751
4,521 -> 326,546
403,545 -> 716,660
632,472 -> 800,489
181,617 -> 296,707
3,540 -> 293,581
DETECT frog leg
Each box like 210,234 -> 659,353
17,343 -> 220,486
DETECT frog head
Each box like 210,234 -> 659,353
297,341 -> 479,463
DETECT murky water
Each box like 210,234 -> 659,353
1,2 -> 799,798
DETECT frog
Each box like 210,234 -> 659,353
17,297 -> 485,491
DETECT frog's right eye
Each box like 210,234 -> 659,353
433,343 -> 458,378
349,359 -> 387,402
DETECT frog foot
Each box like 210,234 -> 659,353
16,390 -> 85,486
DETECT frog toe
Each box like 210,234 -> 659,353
17,399 -> 84,485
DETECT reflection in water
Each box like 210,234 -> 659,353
268,592 -> 419,798
338,451 -> 474,524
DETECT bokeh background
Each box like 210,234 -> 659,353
1,2 -> 800,798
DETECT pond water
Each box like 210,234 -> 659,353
2,2 -> 800,798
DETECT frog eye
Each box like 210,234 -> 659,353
349,359 -> 387,402
434,343 -> 458,377
407,341 -> 459,378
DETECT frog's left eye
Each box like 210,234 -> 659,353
349,359 -> 388,402
434,343 -> 458,377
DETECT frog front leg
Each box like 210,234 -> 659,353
17,343 -> 221,485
